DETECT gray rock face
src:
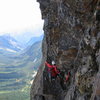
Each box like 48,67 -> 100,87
31,0 -> 100,100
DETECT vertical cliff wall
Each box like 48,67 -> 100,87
31,0 -> 100,100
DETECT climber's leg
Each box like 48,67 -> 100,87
48,72 -> 51,82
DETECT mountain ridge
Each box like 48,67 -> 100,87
0,35 -> 22,52
26,35 -> 43,47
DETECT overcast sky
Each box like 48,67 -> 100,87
0,0 -> 44,38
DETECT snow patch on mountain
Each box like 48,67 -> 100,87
0,47 -> 17,53
33,58 -> 37,63
9,39 -> 22,50
6,48 -> 17,53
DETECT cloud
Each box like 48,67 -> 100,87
0,0 -> 44,36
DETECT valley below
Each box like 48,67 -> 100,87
0,40 -> 42,100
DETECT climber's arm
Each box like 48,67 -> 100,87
45,62 -> 52,68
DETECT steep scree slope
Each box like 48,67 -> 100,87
31,0 -> 100,100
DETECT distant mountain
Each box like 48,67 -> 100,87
24,41 -> 42,59
0,40 -> 42,69
20,41 -> 42,69
0,35 -> 22,53
26,35 -> 43,47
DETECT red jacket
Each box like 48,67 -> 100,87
45,62 -> 60,77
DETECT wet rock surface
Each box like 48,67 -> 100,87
31,0 -> 100,100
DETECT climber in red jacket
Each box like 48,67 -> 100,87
45,61 -> 60,80
45,61 -> 70,83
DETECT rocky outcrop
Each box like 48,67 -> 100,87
31,0 -> 100,100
